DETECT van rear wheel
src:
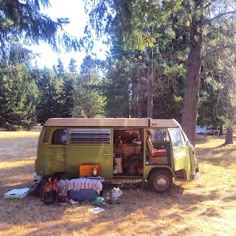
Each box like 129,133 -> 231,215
149,170 -> 173,194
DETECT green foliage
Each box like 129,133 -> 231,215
72,55 -> 106,118
68,58 -> 78,73
57,76 -> 75,117
73,74 -> 106,118
0,64 -> 38,130
36,68 -> 61,124
56,58 -> 65,77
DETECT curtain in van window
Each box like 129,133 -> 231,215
69,129 -> 111,144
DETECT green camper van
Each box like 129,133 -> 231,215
35,118 -> 199,193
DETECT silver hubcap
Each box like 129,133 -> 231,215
157,177 -> 168,188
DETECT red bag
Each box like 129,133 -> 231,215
42,177 -> 58,205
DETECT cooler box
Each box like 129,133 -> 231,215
4,188 -> 29,199
79,164 -> 101,177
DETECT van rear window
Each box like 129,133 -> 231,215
42,129 -> 51,143
69,129 -> 111,144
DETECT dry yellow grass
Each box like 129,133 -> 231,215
0,130 -> 236,236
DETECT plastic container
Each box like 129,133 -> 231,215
4,188 -> 29,199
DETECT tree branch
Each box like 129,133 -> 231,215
201,43 -> 236,61
204,10 -> 236,25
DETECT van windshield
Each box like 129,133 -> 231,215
168,128 -> 185,147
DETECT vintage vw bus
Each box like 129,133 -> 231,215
35,118 -> 199,193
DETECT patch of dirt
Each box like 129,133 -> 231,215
0,131 -> 235,236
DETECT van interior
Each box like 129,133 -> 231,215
113,129 -> 143,176
113,128 -> 171,177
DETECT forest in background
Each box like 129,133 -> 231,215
0,0 -> 235,144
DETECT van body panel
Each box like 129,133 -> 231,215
66,144 -> 113,177
150,119 -> 180,128
35,143 -> 49,175
168,127 -> 194,180
45,118 -> 149,127
172,146 -> 191,179
47,145 -> 66,174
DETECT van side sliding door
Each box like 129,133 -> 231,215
66,128 -> 113,177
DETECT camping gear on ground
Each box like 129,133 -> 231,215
4,188 -> 29,199
29,177 -> 48,197
89,207 -> 105,214
42,177 -> 58,205
67,178 -> 103,194
92,196 -> 106,206
68,189 -> 99,202
111,187 -> 123,204
105,192 -> 111,204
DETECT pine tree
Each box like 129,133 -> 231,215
68,58 -> 78,73
36,68 -> 61,124
56,58 -> 65,78
0,64 -> 38,130
58,76 -> 75,117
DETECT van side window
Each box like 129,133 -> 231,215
51,129 -> 67,145
42,129 -> 51,143
152,129 -> 170,143
168,128 -> 184,147
69,129 -> 111,144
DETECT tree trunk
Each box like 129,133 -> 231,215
181,0 -> 203,146
147,47 -> 154,118
225,126 -> 233,144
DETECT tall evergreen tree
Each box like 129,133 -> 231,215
0,64 -> 38,130
73,75 -> 106,118
36,68 -> 61,124
56,58 -> 65,77
68,58 -> 78,73
73,57 -> 106,118
58,75 -> 75,117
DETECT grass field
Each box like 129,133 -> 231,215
0,130 -> 235,236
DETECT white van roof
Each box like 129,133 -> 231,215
44,118 -> 180,128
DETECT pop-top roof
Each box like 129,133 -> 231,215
44,118 -> 180,128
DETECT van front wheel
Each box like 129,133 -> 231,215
149,170 -> 173,194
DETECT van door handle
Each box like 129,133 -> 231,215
103,153 -> 110,159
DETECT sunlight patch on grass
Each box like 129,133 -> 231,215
0,131 -> 40,139
0,160 -> 33,169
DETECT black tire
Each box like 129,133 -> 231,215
149,170 -> 173,194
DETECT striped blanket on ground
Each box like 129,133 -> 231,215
67,178 -> 103,194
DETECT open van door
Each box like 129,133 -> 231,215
168,128 -> 192,180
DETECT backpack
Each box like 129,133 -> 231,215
42,177 -> 58,205
29,177 -> 48,197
